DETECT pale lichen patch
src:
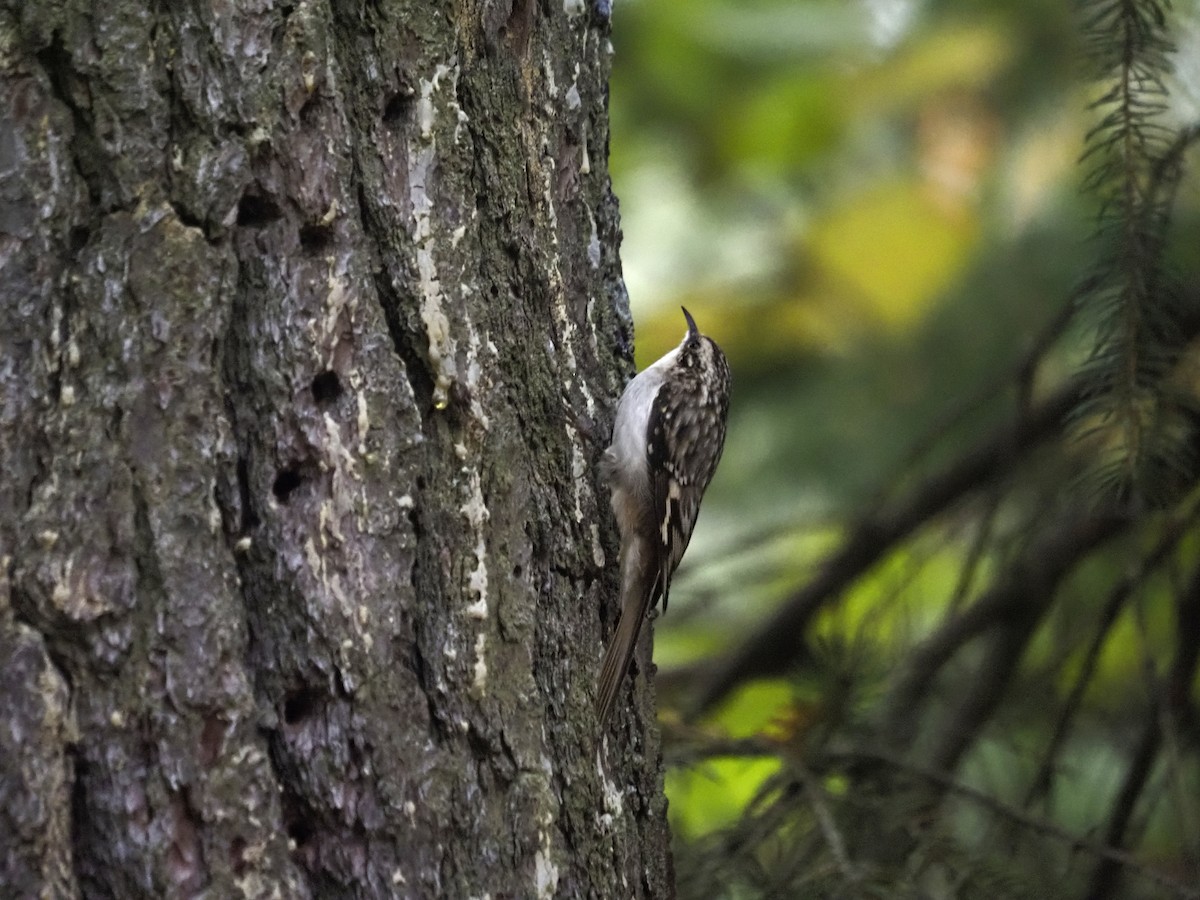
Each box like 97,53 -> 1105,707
542,51 -> 559,98
416,63 -> 457,141
569,435 -> 588,524
587,209 -> 601,267
409,59 -> 479,409
303,534 -> 352,621
579,125 -> 591,176
48,554 -> 113,621
535,845 -> 560,900
409,140 -> 456,408
589,522 -> 605,568
317,268 -> 357,358
471,632 -> 488,695
460,467 -> 490,620
317,199 -> 339,227
596,747 -> 625,825
465,585 -> 488,620
322,410 -> 359,481
462,312 -> 492,429
349,369 -> 370,453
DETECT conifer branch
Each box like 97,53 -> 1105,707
1077,0 -> 1186,505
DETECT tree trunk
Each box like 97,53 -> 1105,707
0,0 -> 673,896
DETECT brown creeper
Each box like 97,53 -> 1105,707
596,307 -> 731,726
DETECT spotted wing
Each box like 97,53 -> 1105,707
645,375 -> 726,612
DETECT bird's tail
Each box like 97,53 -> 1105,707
596,549 -> 659,726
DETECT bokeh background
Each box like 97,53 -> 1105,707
607,0 -> 1200,896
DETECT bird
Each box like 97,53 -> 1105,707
596,306 -> 731,726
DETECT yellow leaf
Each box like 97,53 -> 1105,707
808,180 -> 978,330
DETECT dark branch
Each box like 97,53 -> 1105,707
879,510 -> 1128,761
1084,555 -> 1200,899
664,734 -> 1200,899
1025,508 -> 1198,808
691,381 -> 1085,714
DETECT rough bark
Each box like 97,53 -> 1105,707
0,0 -> 672,897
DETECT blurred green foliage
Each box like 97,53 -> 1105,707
609,0 -> 1200,895
614,1 -> 1102,516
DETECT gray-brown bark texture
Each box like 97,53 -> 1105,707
0,0 -> 673,897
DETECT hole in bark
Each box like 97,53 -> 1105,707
236,456 -> 261,530
171,200 -> 203,229
299,93 -> 321,125
404,496 -> 423,546
283,686 -> 323,724
236,192 -> 282,227
280,791 -> 319,863
383,91 -> 413,124
513,564 -> 523,579
311,370 -> 343,406
299,221 -> 334,253
230,837 -> 249,876
356,182 -> 374,232
166,789 -> 203,890
199,714 -> 225,768
37,38 -> 74,94
286,814 -> 315,849
70,751 -> 89,850
272,468 -> 304,503
69,225 -> 90,252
